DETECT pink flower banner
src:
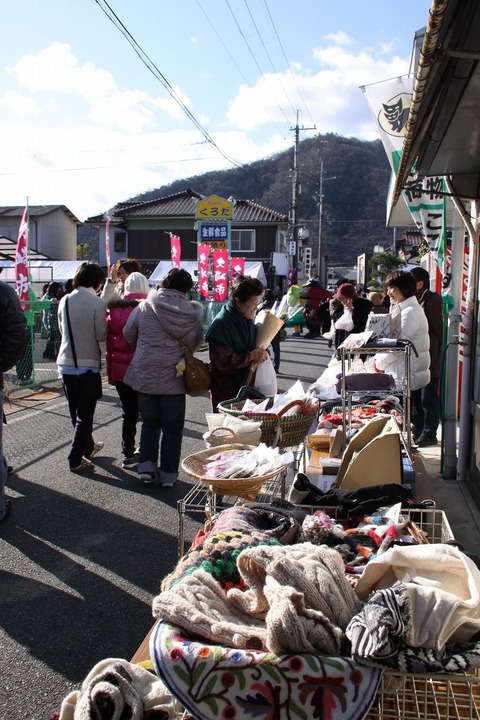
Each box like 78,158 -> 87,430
15,205 -> 30,308
230,257 -> 245,285
198,244 -> 210,299
213,249 -> 229,302
171,234 -> 181,268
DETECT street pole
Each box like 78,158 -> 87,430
290,111 -> 315,284
317,159 -> 324,284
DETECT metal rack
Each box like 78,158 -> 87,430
177,473 -> 287,558
340,343 -> 412,454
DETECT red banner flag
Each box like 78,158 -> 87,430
171,234 -> 181,268
198,244 -> 210,299
15,205 -> 30,308
213,249 -> 229,302
105,217 -> 111,274
230,257 -> 245,285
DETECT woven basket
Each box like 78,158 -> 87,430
181,444 -> 288,498
217,387 -> 319,449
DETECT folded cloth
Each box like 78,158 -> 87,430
288,472 -> 412,515
354,543 -> 480,651
153,543 -> 361,656
59,658 -> 175,720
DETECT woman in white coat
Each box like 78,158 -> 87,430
373,270 -> 430,392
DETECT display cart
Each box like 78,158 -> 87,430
339,343 -> 413,454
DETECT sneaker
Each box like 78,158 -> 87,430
1,498 -> 12,521
7,465 -> 13,475
122,456 -> 137,469
85,441 -> 104,459
417,436 -> 438,448
140,472 -> 156,485
160,480 -> 176,488
70,458 -> 94,473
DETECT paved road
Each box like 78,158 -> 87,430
0,333 -> 330,720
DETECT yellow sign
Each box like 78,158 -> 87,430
196,195 -> 233,220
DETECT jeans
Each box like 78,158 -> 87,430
138,393 -> 185,482
114,381 -> 139,458
62,373 -> 99,468
411,377 -> 440,441
0,391 -> 7,520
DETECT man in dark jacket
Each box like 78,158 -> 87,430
0,278 -> 29,521
410,267 -> 444,447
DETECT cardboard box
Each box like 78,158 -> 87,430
335,415 -> 403,491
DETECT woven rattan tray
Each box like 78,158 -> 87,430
181,444 -> 289,498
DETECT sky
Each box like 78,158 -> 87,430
0,0 -> 432,222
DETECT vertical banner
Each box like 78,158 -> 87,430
198,243 -> 210,299
105,217 -> 111,275
170,234 -> 181,268
15,205 -> 30,309
213,249 -> 229,302
362,77 -> 448,290
230,257 -> 245,285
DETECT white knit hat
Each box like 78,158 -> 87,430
124,271 -> 149,295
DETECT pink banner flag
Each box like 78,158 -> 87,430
15,205 -> 30,308
230,257 -> 245,285
213,249 -> 229,302
171,234 -> 181,268
198,244 -> 210,299
105,217 -> 111,273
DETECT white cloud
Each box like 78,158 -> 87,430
0,90 -> 40,117
325,31 -> 352,46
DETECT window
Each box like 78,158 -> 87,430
114,232 -> 126,253
231,229 -> 255,252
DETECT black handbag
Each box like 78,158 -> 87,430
65,298 -> 103,401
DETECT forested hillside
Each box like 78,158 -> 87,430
83,133 -> 399,266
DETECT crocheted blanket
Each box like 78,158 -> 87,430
150,622 -> 383,720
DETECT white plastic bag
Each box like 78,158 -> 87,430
253,358 -> 277,396
334,307 -> 354,331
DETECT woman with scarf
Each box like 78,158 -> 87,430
206,275 -> 269,411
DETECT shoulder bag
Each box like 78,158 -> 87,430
177,337 -> 212,397
65,297 -> 103,401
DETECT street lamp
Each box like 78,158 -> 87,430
317,159 -> 336,286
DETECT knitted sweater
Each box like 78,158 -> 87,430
57,287 -> 107,369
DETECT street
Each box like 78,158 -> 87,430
0,334 -> 330,719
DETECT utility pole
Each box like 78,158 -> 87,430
317,159 -> 335,286
289,111 -> 315,284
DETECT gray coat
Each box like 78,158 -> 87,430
123,288 -> 204,395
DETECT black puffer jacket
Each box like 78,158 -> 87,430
0,280 -> 29,390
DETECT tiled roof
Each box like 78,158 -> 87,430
86,189 -> 288,224
0,205 -> 81,224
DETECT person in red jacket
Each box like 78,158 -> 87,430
300,278 -> 330,338
106,272 -> 149,468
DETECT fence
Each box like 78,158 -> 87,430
4,299 -> 226,396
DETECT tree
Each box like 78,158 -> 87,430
77,243 -> 91,260
368,251 -> 406,289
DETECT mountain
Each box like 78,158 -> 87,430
82,132 -> 399,266
129,133 -> 397,266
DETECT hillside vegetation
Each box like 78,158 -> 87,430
85,133 -> 401,266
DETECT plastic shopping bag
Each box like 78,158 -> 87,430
254,357 -> 277,396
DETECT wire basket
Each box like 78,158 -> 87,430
181,444 -> 289,499
217,386 -> 319,448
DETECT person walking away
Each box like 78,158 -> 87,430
106,272 -> 149,468
102,257 -> 141,303
57,263 -> 107,473
257,289 -> 282,373
0,278 -> 29,521
206,275 -> 269,411
410,267 -> 444,446
300,278 -> 330,338
43,281 -> 65,360
373,270 -> 430,395
123,268 -> 203,487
